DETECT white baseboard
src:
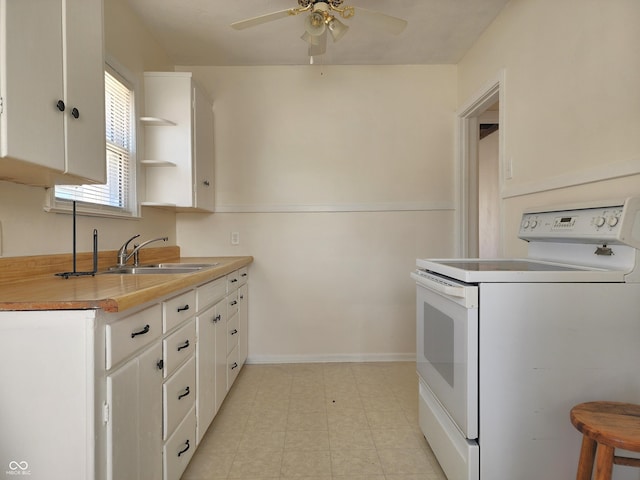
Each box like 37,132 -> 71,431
246,353 -> 416,365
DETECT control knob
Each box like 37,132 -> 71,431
608,216 -> 619,227
530,220 -> 538,229
594,216 -> 606,228
523,220 -> 530,229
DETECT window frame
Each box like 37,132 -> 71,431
46,58 -> 140,219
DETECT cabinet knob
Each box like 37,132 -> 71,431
71,107 -> 79,119
56,100 -> 65,112
156,359 -> 164,370
203,180 -> 210,186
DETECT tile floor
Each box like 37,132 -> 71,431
182,362 -> 447,480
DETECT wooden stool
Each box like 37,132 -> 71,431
570,401 -> 640,480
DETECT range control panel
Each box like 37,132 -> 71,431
518,197 -> 640,248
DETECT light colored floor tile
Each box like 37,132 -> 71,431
238,430 -> 286,451
227,449 -> 284,478
281,450 -> 332,477
330,449 -> 384,476
378,448 -> 435,475
180,362 -> 447,480
370,428 -> 427,450
285,430 -> 330,451
328,429 -> 375,450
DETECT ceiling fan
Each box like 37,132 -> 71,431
231,0 -> 408,58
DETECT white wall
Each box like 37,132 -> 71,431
0,0 -> 176,257
177,65 -> 458,362
458,0 -> 640,256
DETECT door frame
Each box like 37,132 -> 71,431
455,70 -> 506,257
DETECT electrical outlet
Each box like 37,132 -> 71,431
231,231 -> 240,245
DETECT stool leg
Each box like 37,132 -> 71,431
576,436 -> 597,480
594,444 -> 614,480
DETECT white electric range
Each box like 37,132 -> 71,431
412,197 -> 640,480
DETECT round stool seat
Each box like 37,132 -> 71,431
570,401 -> 640,480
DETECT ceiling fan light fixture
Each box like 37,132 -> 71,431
304,11 -> 326,36
327,17 -> 348,42
301,31 -> 322,45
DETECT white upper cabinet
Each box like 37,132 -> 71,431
0,0 -> 106,186
142,72 -> 215,212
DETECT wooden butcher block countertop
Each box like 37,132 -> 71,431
0,247 -> 253,313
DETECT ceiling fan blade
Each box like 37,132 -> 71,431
309,31 -> 327,56
352,7 -> 408,35
231,9 -> 294,30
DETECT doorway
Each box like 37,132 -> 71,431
455,71 -> 505,258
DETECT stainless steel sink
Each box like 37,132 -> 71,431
102,262 -> 219,275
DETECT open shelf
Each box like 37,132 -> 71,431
140,159 -> 177,167
140,116 -> 176,126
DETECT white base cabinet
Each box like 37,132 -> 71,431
0,266 -> 248,480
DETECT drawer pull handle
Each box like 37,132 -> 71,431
241,273 -> 247,277
240,295 -> 244,300
230,300 -> 237,306
56,99 -> 65,111
213,314 -> 221,323
231,362 -> 239,370
230,329 -> 238,336
177,440 -> 190,457
177,304 -> 190,313
177,340 -> 190,352
131,324 -> 150,338
230,278 -> 238,283
156,359 -> 164,370
178,386 -> 190,400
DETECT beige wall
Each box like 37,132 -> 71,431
458,0 -> 640,256
0,0 -> 176,257
176,65 -> 458,362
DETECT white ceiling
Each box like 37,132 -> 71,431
125,0 -> 511,66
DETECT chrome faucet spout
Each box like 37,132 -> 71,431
117,234 -> 140,267
116,235 -> 168,267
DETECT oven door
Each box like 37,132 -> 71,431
412,271 -> 479,439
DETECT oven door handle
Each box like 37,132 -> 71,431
410,272 -> 467,298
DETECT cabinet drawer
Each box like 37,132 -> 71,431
163,406 -> 196,480
163,356 -> 196,441
227,290 -> 239,318
163,319 -> 196,378
238,267 -> 248,287
227,313 -> 239,356
163,290 -> 196,333
227,345 -> 240,390
196,276 -> 227,311
106,304 -> 162,370
227,271 -> 240,291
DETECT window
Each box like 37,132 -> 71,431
51,66 -> 136,216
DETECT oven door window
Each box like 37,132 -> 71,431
416,283 -> 478,439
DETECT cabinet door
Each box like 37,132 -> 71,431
0,0 -> 65,171
238,283 -> 249,366
64,0 -> 106,182
214,297 -> 228,411
196,304 -> 216,443
192,84 -> 214,211
107,342 -> 163,480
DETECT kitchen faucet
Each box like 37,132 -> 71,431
116,234 -> 169,267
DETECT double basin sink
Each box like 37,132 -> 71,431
103,263 -> 219,275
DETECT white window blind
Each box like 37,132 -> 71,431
55,70 -> 134,212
